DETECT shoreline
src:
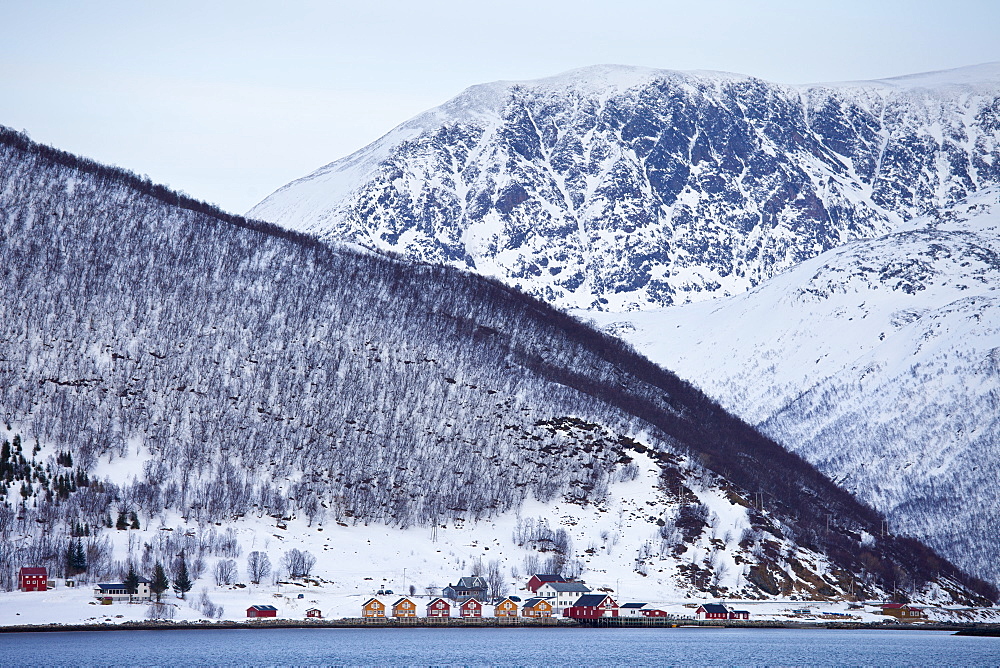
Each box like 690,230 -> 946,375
1,618 -> 995,634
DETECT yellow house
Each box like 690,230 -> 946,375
494,597 -> 519,617
392,596 -> 417,618
521,597 -> 553,617
362,598 -> 385,618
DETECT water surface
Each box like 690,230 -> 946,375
2,626 -> 998,666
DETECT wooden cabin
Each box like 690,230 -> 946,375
494,597 -> 519,617
521,597 -> 553,618
391,597 -> 417,618
362,598 -> 386,618
460,597 -> 483,618
427,597 -> 451,618
247,604 -> 278,618
525,573 -> 566,593
18,567 -> 47,592
563,594 -> 619,619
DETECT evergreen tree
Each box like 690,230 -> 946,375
129,511 -> 140,530
115,511 -> 128,530
124,562 -> 139,602
66,538 -> 87,575
74,539 -> 87,573
173,554 -> 193,599
150,562 -> 169,602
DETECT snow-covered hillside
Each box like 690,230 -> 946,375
584,188 -> 1000,585
250,63 -> 1000,310
2,127 -> 992,611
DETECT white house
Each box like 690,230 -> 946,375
536,581 -> 591,613
619,602 -> 650,617
94,577 -> 152,602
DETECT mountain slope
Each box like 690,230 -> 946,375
585,187 -> 1000,585
250,63 -> 1000,310
0,127 -> 992,604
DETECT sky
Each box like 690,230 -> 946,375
2,0 -> 998,214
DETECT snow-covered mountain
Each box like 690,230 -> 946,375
251,63 -> 1000,311
585,187 -> 1000,586
1,127 -> 992,606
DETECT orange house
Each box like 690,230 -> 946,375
460,597 -> 483,618
494,597 -> 519,617
362,598 -> 385,618
521,597 -> 553,617
392,597 -> 417,618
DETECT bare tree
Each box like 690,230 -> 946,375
281,549 -> 316,579
486,560 -> 507,600
214,559 -> 237,586
247,551 -> 271,585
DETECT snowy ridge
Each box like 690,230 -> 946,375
251,63 -> 1000,310
584,187 -> 1000,585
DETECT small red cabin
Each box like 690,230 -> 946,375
642,608 -> 670,617
460,598 -> 483,618
247,604 -> 278,618
19,567 -> 48,592
427,597 -> 451,618
526,573 -> 566,593
563,594 -> 619,619
306,608 -> 322,619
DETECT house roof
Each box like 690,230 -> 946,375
454,576 -> 488,589
698,603 -> 730,614
523,597 -> 550,608
731,610 -> 750,615
529,573 -> 566,583
95,578 -> 150,590
460,597 -> 481,606
494,597 -> 518,606
620,602 -> 648,608
572,594 -> 614,608
882,603 -> 919,609
426,597 -> 450,607
362,598 -> 383,606
540,581 -> 591,592
19,567 -> 47,575
249,605 -> 278,611
392,597 -> 415,606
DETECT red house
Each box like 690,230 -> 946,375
247,604 -> 278,618
306,608 -> 322,618
460,598 -> 483,618
426,597 -> 451,618
19,567 -> 47,592
526,573 -> 566,593
695,603 -> 730,620
563,594 -> 619,619
729,609 -> 750,620
642,608 -> 671,617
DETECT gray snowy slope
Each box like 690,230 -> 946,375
585,187 -> 1000,586
250,63 -> 1000,311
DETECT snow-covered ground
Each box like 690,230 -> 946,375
3,444 -> 956,627
3,583 -> 997,627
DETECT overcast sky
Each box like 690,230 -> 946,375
2,0 -> 998,213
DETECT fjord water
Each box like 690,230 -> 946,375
2,627 -> 998,666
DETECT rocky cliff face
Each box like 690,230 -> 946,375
251,63 -> 1000,310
